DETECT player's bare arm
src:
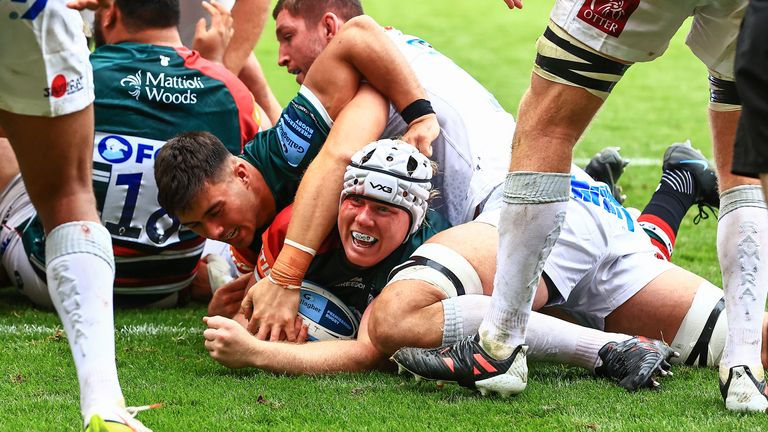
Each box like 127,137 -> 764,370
205,309 -> 388,374
242,16 -> 438,342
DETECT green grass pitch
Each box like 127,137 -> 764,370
1,1 -> 765,430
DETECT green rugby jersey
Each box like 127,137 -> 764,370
240,86 -> 332,252
258,205 -> 452,324
20,43 -> 260,296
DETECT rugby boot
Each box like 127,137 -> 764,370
584,147 -> 629,204
595,336 -> 678,392
662,140 -> 719,223
391,335 -> 527,397
84,404 -> 159,432
719,365 -> 768,413
85,415 -> 152,432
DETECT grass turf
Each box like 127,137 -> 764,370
0,0 -> 761,430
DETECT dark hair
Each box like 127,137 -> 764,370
116,0 -> 179,31
272,0 -> 363,24
155,132 -> 231,216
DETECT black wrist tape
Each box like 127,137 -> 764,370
400,99 -> 435,124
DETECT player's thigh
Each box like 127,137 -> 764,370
687,0 -> 746,82
0,107 -> 96,222
604,265 -> 704,341
368,278 -> 447,352
421,221 -> 499,295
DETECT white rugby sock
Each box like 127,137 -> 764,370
717,186 -> 768,380
442,295 -> 629,371
46,222 -> 125,425
479,172 -> 569,359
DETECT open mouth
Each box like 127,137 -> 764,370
221,227 -> 239,241
352,231 -> 378,247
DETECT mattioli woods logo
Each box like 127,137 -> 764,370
577,0 -> 640,38
120,70 -> 204,104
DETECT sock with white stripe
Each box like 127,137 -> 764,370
638,169 -> 696,260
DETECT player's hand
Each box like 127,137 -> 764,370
193,0 -> 234,64
207,272 -> 250,318
402,113 -> 439,157
503,0 -> 524,9
240,277 -> 301,342
66,0 -> 112,10
294,316 -> 309,344
203,315 -> 259,369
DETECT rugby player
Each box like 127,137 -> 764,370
240,0 -> 517,343
401,0 -> 767,413
202,140 -> 677,392
0,1 -> 151,430
1,0 -> 262,313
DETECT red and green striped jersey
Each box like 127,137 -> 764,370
19,42 -> 261,295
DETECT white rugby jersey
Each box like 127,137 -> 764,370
380,27 -> 515,225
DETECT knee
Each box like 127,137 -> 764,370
368,284 -> 414,355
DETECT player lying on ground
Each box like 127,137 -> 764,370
205,139 -> 768,398
1,8 -> 437,309
203,140 -> 725,392
240,2 -> 519,341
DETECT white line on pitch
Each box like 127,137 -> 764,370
0,324 -> 201,336
574,157 -> 662,166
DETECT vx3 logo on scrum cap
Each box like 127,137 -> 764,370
577,0 -> 640,37
368,182 -> 393,194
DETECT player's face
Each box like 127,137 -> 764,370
176,177 -> 260,250
275,10 -> 328,84
338,196 -> 410,268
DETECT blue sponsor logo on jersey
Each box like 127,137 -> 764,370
570,176 -> 635,232
277,108 -> 313,167
405,37 -> 437,54
8,0 -> 47,20
97,135 -> 133,164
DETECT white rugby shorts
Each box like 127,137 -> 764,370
477,166 -> 674,330
550,0 -> 746,78
0,1 -> 94,117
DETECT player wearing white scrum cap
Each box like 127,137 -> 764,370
203,140 -> 680,392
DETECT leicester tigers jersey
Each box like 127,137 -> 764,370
18,42 -> 261,295
255,205 -> 452,318
239,85 -> 333,254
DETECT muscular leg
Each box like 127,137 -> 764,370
0,107 -> 98,228
373,222 -> 634,373
0,107 -> 135,427
710,109 -> 768,380
604,266 -> 704,343
479,74 -> 603,360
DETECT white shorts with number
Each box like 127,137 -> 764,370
0,1 -> 94,117
551,0 -> 746,78
479,166 -> 674,330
